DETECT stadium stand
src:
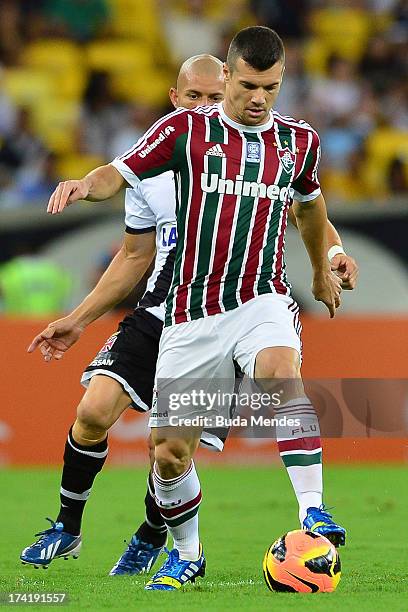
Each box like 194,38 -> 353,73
0,0 -> 406,209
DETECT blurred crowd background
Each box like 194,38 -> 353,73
0,0 -> 407,316
0,0 -> 407,208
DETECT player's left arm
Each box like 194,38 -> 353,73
290,128 -> 343,317
27,230 -> 156,360
288,207 -> 358,290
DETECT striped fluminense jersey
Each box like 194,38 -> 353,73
112,103 -> 321,326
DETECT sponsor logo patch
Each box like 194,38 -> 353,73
138,126 -> 175,158
89,351 -> 117,367
100,333 -> 119,353
150,411 -> 169,419
246,141 -> 261,163
201,172 -> 289,202
205,144 -> 225,157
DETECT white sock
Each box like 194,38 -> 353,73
153,460 -> 201,561
276,397 -> 323,524
286,465 -> 323,524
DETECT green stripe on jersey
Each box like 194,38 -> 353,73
137,133 -> 186,181
209,117 -> 225,143
165,134 -> 189,324
189,153 -> 223,317
221,133 -> 261,310
281,451 -> 322,468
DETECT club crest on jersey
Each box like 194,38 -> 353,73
278,147 -> 296,173
246,141 -> 261,163
100,332 -> 119,353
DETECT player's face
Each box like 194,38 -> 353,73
169,73 -> 224,109
224,57 -> 284,126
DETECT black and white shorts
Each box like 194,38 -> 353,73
81,309 -> 231,451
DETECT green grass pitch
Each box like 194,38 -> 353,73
0,465 -> 407,610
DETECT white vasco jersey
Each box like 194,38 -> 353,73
121,170 -> 176,322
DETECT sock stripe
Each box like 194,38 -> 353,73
153,462 -> 194,489
60,486 -> 91,501
67,435 -> 108,459
278,436 -> 321,453
275,401 -> 312,409
157,490 -> 202,519
281,451 -> 322,467
280,447 -> 322,456
275,406 -> 314,414
145,516 -> 168,532
164,506 -> 200,528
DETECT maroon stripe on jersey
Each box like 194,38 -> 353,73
239,132 -> 277,302
204,127 -> 243,316
174,115 -> 209,323
271,201 -> 289,294
158,491 -> 202,518
278,436 -> 321,453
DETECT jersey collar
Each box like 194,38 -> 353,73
218,103 -> 274,133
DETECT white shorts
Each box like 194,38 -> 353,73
150,293 -> 302,428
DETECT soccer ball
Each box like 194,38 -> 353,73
263,530 -> 341,593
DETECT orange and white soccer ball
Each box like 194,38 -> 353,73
263,530 -> 341,593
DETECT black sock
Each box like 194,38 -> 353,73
135,472 -> 167,547
56,426 -> 108,535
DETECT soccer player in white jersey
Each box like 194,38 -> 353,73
20,55 -> 226,573
24,33 -> 358,585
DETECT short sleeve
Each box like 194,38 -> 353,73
291,129 -> 321,202
111,108 -> 188,188
125,187 -> 156,234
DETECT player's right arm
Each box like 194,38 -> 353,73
47,109 -> 188,214
27,230 -> 156,361
47,164 -> 127,214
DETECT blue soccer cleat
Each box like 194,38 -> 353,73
144,545 -> 206,591
20,518 -> 82,569
303,505 -> 346,547
109,535 -> 164,576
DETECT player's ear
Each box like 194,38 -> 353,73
169,87 -> 178,108
223,62 -> 230,83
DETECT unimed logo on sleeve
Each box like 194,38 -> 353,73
138,126 -> 175,158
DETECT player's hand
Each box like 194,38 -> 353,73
330,254 -> 358,290
27,317 -> 85,361
47,178 -> 91,214
312,270 -> 342,318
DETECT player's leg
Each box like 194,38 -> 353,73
20,375 -> 130,568
234,294 -> 346,547
109,434 -> 168,576
254,347 -> 345,546
58,375 -> 131,534
94,312 -> 169,575
254,348 -> 324,520
145,428 -> 206,591
133,435 -> 168,547
145,316 -> 233,590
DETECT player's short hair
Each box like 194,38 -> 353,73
227,26 -> 285,72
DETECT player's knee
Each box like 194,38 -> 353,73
257,353 -> 300,380
154,440 -> 191,478
270,361 -> 299,379
76,394 -> 113,434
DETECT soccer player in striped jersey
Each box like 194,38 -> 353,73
28,31 -> 358,586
